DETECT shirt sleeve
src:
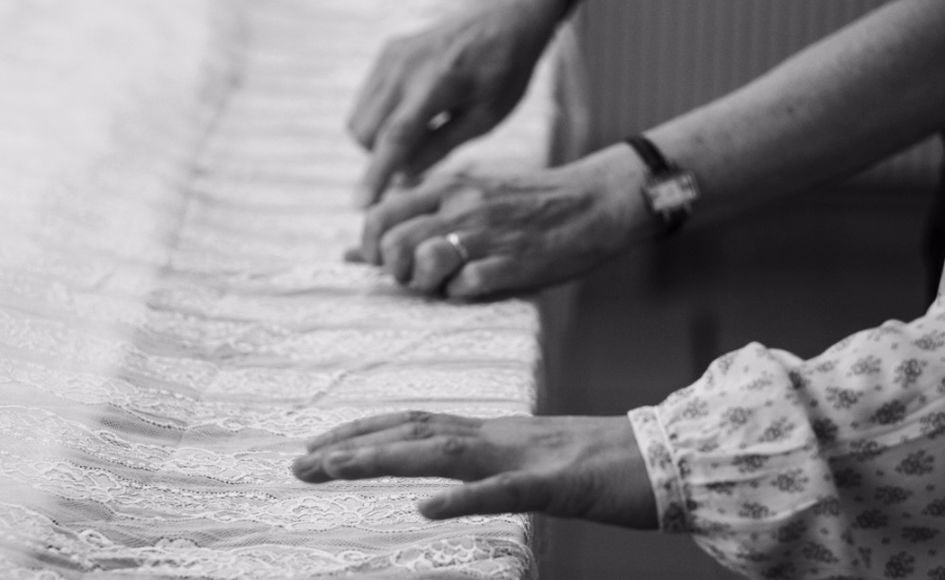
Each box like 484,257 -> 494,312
628,296 -> 945,580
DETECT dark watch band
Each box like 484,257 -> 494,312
624,135 -> 699,235
625,135 -> 671,174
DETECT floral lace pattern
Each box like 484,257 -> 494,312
630,294 -> 945,579
0,1 -> 550,577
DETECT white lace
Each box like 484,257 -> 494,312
0,0 -> 550,577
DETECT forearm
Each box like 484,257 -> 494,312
647,0 -> 945,222
631,294 -> 945,575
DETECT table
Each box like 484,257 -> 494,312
0,1 -> 551,577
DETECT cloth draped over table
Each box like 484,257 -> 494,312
0,1 -> 550,577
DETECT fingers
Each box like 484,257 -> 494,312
304,410 -> 428,453
296,421 -> 481,484
412,232 -> 514,298
296,411 -> 482,484
304,411 -> 476,452
361,187 -> 442,264
445,256 -> 518,299
295,435 -> 482,483
383,227 -> 513,297
362,216 -> 520,298
409,236 -> 466,293
353,172 -> 540,297
378,215 -> 445,284
328,419 -> 479,455
347,47 -> 401,151
402,108 -> 496,178
419,471 -> 552,520
356,78 -> 467,207
343,246 -> 366,263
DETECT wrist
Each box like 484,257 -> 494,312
586,144 -> 672,247
624,134 -> 700,236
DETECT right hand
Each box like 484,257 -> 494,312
348,144 -> 657,299
293,411 -> 658,529
348,0 -> 568,207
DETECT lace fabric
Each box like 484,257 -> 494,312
0,1 -> 550,577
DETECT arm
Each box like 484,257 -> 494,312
631,295 -> 945,577
294,412 -> 656,528
647,0 -> 945,222
348,0 -> 578,206
354,0 -> 945,298
294,292 -> 945,576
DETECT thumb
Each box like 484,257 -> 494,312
418,471 -> 551,519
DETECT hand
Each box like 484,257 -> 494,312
348,144 -> 656,298
348,0 -> 568,206
293,410 -> 657,528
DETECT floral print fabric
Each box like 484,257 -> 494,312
629,294 -> 945,579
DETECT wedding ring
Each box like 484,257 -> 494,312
445,232 -> 470,263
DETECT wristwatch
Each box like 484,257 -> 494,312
625,135 -> 699,235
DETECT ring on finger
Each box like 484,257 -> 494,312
445,232 -> 470,264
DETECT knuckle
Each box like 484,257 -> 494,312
330,441 -> 354,453
408,421 -> 434,440
411,245 -> 448,288
407,410 -> 433,423
413,242 -> 440,265
461,265 -> 491,294
379,232 -> 406,262
440,436 -> 466,457
496,472 -> 517,490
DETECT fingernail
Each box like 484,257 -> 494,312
293,455 -> 322,478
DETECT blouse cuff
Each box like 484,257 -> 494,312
627,406 -> 689,533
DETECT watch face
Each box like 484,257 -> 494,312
646,171 -> 698,215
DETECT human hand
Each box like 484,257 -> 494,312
347,144 -> 656,298
293,410 -> 657,528
348,0 -> 569,206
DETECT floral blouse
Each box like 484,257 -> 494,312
629,292 -> 945,579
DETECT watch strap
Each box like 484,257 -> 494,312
624,134 -> 699,235
625,135 -> 672,174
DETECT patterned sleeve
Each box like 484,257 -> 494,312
628,296 -> 945,580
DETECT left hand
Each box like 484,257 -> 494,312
292,410 -> 657,528
347,144 -> 655,299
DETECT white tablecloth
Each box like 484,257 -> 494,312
0,1 -> 550,577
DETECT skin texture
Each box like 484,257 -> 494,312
350,0 -> 945,300
648,0 -> 945,216
350,146 -> 658,299
293,411 -> 657,528
300,0 -> 945,528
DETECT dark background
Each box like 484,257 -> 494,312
536,1 -> 942,577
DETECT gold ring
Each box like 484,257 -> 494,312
445,232 -> 470,263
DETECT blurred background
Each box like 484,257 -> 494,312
536,1 -> 943,578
